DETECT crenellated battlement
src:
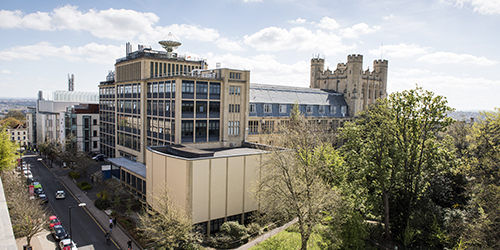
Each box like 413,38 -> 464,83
373,59 -> 388,67
347,54 -> 363,62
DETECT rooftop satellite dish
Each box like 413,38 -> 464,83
159,33 -> 182,52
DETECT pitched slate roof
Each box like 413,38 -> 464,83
250,83 -> 347,106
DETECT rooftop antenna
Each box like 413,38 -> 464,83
159,33 -> 182,58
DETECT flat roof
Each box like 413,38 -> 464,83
107,158 -> 146,178
149,144 -> 266,160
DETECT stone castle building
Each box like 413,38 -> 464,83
310,54 -> 388,116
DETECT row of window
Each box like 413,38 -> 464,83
229,86 -> 241,95
10,131 -> 26,135
148,81 -> 176,94
250,104 -> 347,115
150,61 -> 201,78
229,104 -> 240,113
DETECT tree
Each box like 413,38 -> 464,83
4,110 -> 26,121
339,86 -> 455,243
456,108 -> 500,248
137,187 -> 199,249
0,117 -> 22,129
254,107 -> 344,250
0,126 -> 19,172
1,171 -> 48,247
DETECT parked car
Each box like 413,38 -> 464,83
23,170 -> 33,179
49,215 -> 62,229
55,190 -> 66,199
52,224 -> 68,240
38,193 -> 48,204
59,238 -> 77,250
92,154 -> 106,161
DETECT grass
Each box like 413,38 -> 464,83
250,227 -> 324,250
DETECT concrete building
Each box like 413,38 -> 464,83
6,124 -> 28,147
63,104 -> 100,154
99,39 -> 250,163
28,90 -> 99,153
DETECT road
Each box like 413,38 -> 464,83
24,153 -> 119,250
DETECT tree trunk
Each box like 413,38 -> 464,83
300,232 -> 310,250
383,189 -> 391,240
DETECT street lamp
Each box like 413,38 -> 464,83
69,203 -> 86,239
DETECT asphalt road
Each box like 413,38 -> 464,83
24,153 -> 118,250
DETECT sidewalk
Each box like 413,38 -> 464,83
32,151 -> 141,250
58,175 -> 141,250
15,229 -> 57,250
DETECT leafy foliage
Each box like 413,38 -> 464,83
1,171 -> 48,246
339,86 -> 456,246
254,107 -> 345,250
0,127 -> 19,172
137,187 -> 200,250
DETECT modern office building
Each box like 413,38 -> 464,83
99,38 -> 250,164
28,90 -> 99,152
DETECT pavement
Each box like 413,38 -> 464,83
16,152 -> 141,250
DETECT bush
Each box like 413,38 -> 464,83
209,221 -> 250,249
77,181 -> 92,191
95,198 -> 111,210
246,223 -> 262,236
68,171 -> 81,179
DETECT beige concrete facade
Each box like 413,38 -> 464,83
146,146 -> 263,234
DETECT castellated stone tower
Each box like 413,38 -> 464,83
310,54 -> 388,117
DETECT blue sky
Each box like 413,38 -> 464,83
0,0 -> 499,111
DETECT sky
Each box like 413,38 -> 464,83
0,0 -> 499,111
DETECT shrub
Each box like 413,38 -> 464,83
246,223 -> 262,236
95,198 -> 111,210
209,221 -> 250,249
77,181 -> 92,191
68,171 -> 81,179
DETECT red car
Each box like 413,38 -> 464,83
49,215 -> 61,229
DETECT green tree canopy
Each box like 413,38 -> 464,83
339,86 -> 455,244
0,127 -> 19,171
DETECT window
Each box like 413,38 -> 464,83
229,86 -> 241,95
262,121 -> 274,134
229,104 -> 240,113
93,130 -> 97,137
249,121 -> 259,134
279,105 -> 287,113
330,105 -> 337,114
318,106 -> 325,114
230,72 -> 242,79
210,83 -> 220,94
341,106 -> 347,116
93,119 -> 97,125
228,121 -> 240,135
196,82 -> 208,94
306,106 -> 313,114
264,104 -> 272,113
249,104 -> 256,113
182,81 -> 194,93
93,141 -> 98,148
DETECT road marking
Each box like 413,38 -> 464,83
36,154 -> 121,249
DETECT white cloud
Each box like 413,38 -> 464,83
390,74 -> 500,110
289,18 -> 306,24
417,52 -> 498,66
243,26 -> 356,55
215,38 -> 244,51
317,17 -> 340,30
153,24 -> 220,43
1,70 -> 11,74
0,5 -> 160,40
391,68 -> 431,78
207,53 -> 310,87
443,0 -> 500,15
369,43 -> 430,58
0,42 -> 122,64
383,14 -> 395,20
340,23 -> 381,39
